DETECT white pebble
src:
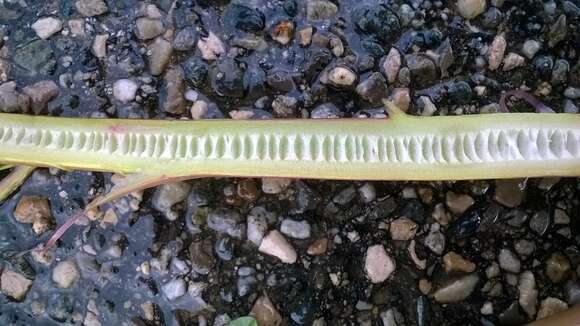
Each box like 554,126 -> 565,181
258,230 -> 297,264
32,17 -> 63,39
52,260 -> 80,289
113,79 -> 139,104
280,219 -> 311,239
364,245 -> 395,283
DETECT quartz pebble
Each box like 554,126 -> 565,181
113,79 -> 139,103
364,245 -> 395,283
259,230 -> 297,263
434,274 -> 479,303
456,0 -> 486,19
32,17 -> 62,39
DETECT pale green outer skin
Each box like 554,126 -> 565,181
0,112 -> 579,180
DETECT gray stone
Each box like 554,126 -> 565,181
522,40 -> 541,59
160,67 -> 186,114
135,18 -> 164,41
499,248 -> 521,273
564,87 -> 580,99
537,297 -> 568,319
148,37 -> 173,76
22,80 -> 59,114
75,0 -> 108,17
162,278 -> 187,301
207,208 -> 245,239
519,271 -> 538,318
548,15 -> 567,48
355,72 -> 388,105
13,40 -> 55,76
306,0 -> 338,20
173,27 -> 198,51
52,260 -> 79,289
280,219 -> 311,239
405,54 -> 437,87
529,211 -> 550,236
424,229 -> 445,255
434,274 -> 479,303
31,17 -> 62,39
151,181 -> 191,221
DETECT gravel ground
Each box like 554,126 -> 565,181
0,0 -> 579,325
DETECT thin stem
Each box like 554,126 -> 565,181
0,166 -> 35,203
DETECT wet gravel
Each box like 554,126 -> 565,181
0,0 -> 580,325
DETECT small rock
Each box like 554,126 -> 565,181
456,0 -> 486,19
113,79 -> 139,104
52,260 -> 79,289
13,196 -> 51,224
498,248 -> 521,274
502,53 -> 525,71
329,36 -> 343,57
75,0 -> 108,17
0,268 -> 33,301
405,54 -> 437,87
355,72 -> 388,104
443,252 -> 476,273
433,274 -> 479,303
446,191 -> 474,215
519,271 -> 538,318
298,26 -> 313,46
494,179 -> 524,208
270,20 -> 294,45
307,238 -> 329,256
522,40 -> 541,59
22,80 -> 59,114
259,230 -> 297,264
135,17 -> 164,41
327,66 -> 357,88
32,17 -> 62,39
390,217 -> 418,241
306,0 -> 338,20
151,181 -> 191,221
189,239 -> 215,274
208,208 -> 245,239
537,297 -> 568,320
237,179 -> 260,201
311,103 -> 343,118
424,229 -> 445,255
514,239 -> 536,256
380,308 -> 405,326
548,15 -> 567,48
487,33 -> 507,71
272,95 -> 298,118
261,178 -> 292,194
481,302 -> 494,315
529,210 -> 550,236
551,59 -> 570,85
564,87 -> 580,99
251,294 -> 282,326
148,37 -> 173,76
389,88 -> 411,112
247,207 -> 271,246
173,27 -> 198,51
364,244 -> 395,283
546,252 -> 571,283
92,35 -> 108,59
68,19 -> 85,37
358,183 -> 376,203
162,278 -> 187,301
280,219 -> 312,239
161,67 -> 186,114
382,48 -> 401,84
197,32 -> 225,61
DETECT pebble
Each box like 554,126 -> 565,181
272,95 -> 298,118
546,252 -> 571,283
189,239 -> 215,274
382,48 -> 401,84
32,17 -> 62,40
306,0 -> 338,20
162,278 -> 187,301
173,27 -> 198,51
151,181 -> 191,221
548,15 -> 567,48
537,297 -> 568,320
514,239 -> 536,256
433,274 -> 479,303
380,308 -> 405,326
13,195 -> 51,224
405,54 -> 437,87
113,79 -> 139,104
162,67 -> 187,114
529,211 -> 550,236
259,230 -> 297,264
424,228 -> 445,255
456,0 -> 486,19
564,87 -> 580,99
251,294 -> 282,326
364,244 -> 395,283
280,219 -> 312,239
502,53 -> 525,71
481,302 -> 494,315
522,40 -> 541,59
327,66 -> 357,88
148,37 -> 172,76
247,207 -> 271,246
0,268 -> 33,301
208,208 -> 245,239
419,96 -> 437,116
443,251 -> 476,273
311,103 -> 343,118
22,80 -> 59,114
135,17 -> 164,41
75,0 -> 108,17
307,238 -> 329,256
52,260 -> 80,289
298,26 -> 313,46
261,178 -> 292,194
446,191 -> 474,215
355,72 -> 388,104
358,183 -> 376,203
390,217 -> 418,241
487,34 -> 507,71
498,248 -> 521,274
270,20 -> 294,45
389,88 -> 411,112
493,179 -> 524,208
92,35 -> 108,59
197,31 -> 225,61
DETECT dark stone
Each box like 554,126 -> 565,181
284,0 -> 298,16
210,59 -> 245,98
355,72 -> 388,104
548,14 -> 567,47
266,70 -> 296,92
173,26 -> 198,51
447,81 -> 472,104
529,210 -> 550,236
244,66 -> 267,100
13,40 -> 56,75
416,296 -> 431,326
311,102 -> 343,118
215,236 -> 234,261
48,295 -> 74,322
352,3 -> 401,43
399,199 -> 425,224
405,54 -> 437,87
223,4 -> 265,33
447,206 -> 482,239
301,49 -> 332,82
551,59 -> 570,85
182,57 -> 208,88
360,39 -> 386,58
498,301 -> 525,326
189,238 -> 215,275
290,288 -> 316,325
533,55 -> 554,79
481,7 -> 503,29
